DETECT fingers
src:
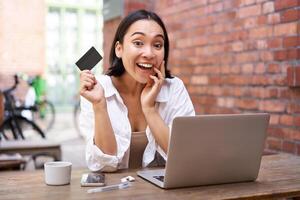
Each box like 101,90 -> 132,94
79,70 -> 96,92
160,60 -> 166,78
149,75 -> 160,90
153,67 -> 164,84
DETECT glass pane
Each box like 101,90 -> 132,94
46,10 -> 60,73
81,12 -> 97,54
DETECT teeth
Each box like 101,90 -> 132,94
138,63 -> 153,68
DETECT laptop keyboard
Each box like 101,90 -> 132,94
153,175 -> 164,182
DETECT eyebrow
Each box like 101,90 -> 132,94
131,32 -> 164,40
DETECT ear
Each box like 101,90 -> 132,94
115,41 -> 123,58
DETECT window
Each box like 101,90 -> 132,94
46,0 -> 103,107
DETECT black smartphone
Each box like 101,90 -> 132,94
80,173 -> 105,187
75,46 -> 102,71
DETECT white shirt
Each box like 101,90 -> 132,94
80,75 -> 195,172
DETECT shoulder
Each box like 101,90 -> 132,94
96,74 -> 114,91
165,76 -> 186,91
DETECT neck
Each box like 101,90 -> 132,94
111,72 -> 145,96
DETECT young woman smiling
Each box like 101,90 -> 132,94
79,10 -> 195,172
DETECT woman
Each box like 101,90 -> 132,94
79,10 -> 195,172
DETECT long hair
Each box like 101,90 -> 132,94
106,9 -> 172,78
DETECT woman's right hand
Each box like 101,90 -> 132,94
79,70 -> 105,106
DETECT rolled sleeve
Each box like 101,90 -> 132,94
85,137 -> 119,172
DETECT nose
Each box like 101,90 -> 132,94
142,46 -> 155,59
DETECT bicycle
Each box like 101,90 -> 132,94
0,75 -> 46,140
21,75 -> 55,132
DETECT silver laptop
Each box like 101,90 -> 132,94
137,113 -> 270,189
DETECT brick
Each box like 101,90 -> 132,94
236,98 -> 258,109
251,75 -> 269,85
249,26 -> 272,39
278,88 -> 292,99
229,31 -> 248,42
231,41 -> 244,52
236,52 -> 259,63
220,65 -> 230,74
241,63 -> 254,74
273,75 -> 287,86
294,116 -> 300,127
223,0 -> 240,10
205,2 -> 223,14
267,64 -> 281,73
281,9 -> 299,23
274,22 -> 298,36
217,97 -> 234,108
198,96 -> 217,105
256,40 -> 267,49
267,13 -> 281,24
239,0 -> 257,6
297,144 -> 300,155
274,50 -> 287,61
213,24 -> 224,33
230,65 -> 241,74
262,1 -> 274,14
286,129 -> 300,141
225,75 -> 252,85
282,140 -> 296,153
260,51 -> 273,62
267,38 -> 282,49
280,115 -> 294,126
287,103 -> 300,113
270,115 -> 280,125
287,66 -> 300,87
211,86 -> 223,96
243,17 -> 257,29
259,100 -> 286,112
191,75 -> 209,85
268,127 -> 284,137
209,76 -> 223,85
283,36 -> 299,47
266,137 -> 282,151
209,0 -> 220,3
238,5 -> 261,18
274,0 -> 299,11
287,49 -> 299,59
257,15 -> 267,25
255,62 -> 266,74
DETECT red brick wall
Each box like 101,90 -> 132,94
103,0 -> 300,155
0,0 -> 45,100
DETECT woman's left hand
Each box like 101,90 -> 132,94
141,61 -> 165,113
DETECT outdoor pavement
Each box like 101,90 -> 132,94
43,111 -> 86,169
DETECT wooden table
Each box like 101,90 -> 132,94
0,153 -> 300,200
0,140 -> 61,161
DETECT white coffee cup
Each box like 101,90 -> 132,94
44,161 -> 72,186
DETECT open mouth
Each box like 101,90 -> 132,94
136,63 -> 153,70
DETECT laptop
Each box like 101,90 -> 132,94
137,113 -> 270,189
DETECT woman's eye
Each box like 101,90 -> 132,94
133,41 -> 143,46
154,43 -> 163,49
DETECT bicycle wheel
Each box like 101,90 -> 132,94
0,115 -> 45,140
33,100 -> 55,132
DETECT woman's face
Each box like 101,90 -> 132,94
115,19 -> 165,84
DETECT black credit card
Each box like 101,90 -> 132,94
76,46 -> 102,71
